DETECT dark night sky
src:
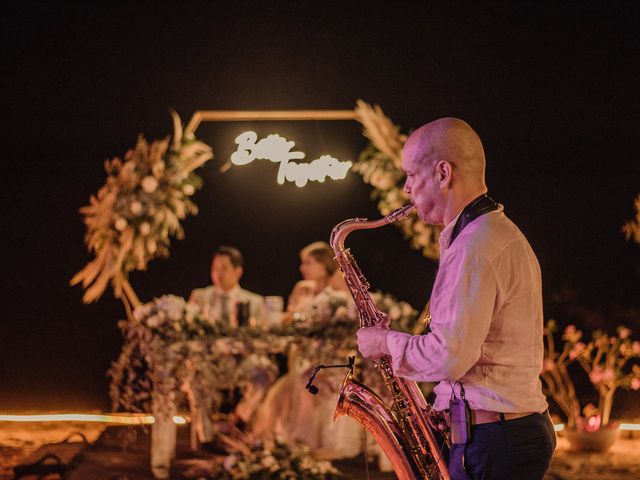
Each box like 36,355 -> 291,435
1,2 -> 639,412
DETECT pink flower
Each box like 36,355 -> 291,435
589,366 -> 604,384
585,414 -> 602,432
563,325 -> 582,343
631,378 -> 640,391
569,342 -> 586,359
542,358 -> 555,373
618,327 -> 631,340
603,368 -> 616,382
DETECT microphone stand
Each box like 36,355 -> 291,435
305,356 -> 355,395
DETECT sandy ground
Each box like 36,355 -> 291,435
548,435 -> 640,480
0,420 -> 105,479
2,421 -> 639,479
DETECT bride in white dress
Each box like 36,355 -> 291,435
251,242 -> 364,459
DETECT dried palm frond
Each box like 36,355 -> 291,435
355,99 -> 406,169
353,100 -> 441,260
623,194 -> 640,244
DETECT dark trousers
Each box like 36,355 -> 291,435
449,412 -> 557,480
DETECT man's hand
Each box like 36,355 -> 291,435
357,324 -> 391,360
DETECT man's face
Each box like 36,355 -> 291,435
211,254 -> 242,292
402,140 -> 445,225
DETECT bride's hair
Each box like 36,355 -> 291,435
300,241 -> 338,275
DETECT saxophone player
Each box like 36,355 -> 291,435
357,118 -> 556,480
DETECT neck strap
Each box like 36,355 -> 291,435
450,194 -> 499,244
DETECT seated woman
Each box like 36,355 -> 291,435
251,241 -> 363,459
285,241 -> 349,323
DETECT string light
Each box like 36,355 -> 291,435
0,413 -> 188,425
2,413 -> 637,431
552,423 -> 640,432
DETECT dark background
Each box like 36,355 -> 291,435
1,2 -> 639,412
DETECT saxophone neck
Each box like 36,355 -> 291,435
330,204 -> 415,252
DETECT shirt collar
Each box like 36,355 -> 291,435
439,209 -> 464,251
213,284 -> 241,297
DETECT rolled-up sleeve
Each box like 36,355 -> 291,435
386,247 -> 499,382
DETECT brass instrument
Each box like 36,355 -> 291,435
330,204 -> 450,480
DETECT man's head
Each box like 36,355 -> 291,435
211,246 -> 244,292
402,118 -> 487,225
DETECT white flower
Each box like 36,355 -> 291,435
182,183 -> 195,195
130,200 -> 143,216
133,306 -> 145,321
261,453 -> 277,469
141,176 -> 158,193
139,222 -> 151,235
167,305 -> 182,322
185,303 -> 200,319
388,304 -> 401,321
223,454 -> 237,471
114,217 -> 128,231
146,316 -> 160,328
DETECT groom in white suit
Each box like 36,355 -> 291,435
189,245 -> 265,327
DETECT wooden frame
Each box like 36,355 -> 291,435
185,109 -> 358,135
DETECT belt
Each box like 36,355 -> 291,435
471,409 -> 536,425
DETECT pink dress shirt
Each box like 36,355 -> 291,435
386,206 -> 548,413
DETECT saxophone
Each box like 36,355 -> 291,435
330,204 -> 450,480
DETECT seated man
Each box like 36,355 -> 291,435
190,245 -> 265,328
186,246 -> 267,446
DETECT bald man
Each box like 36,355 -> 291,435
357,119 -> 556,479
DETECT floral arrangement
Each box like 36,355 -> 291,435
210,439 -> 346,479
542,319 -> 640,431
108,294 -> 279,414
353,100 -> 441,260
70,112 -> 212,312
109,295 -> 216,413
623,193 -> 640,244
286,287 -> 354,326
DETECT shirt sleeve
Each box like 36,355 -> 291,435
386,246 -> 499,382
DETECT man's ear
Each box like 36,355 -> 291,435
436,161 -> 453,188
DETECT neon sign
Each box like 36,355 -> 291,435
231,131 -> 352,187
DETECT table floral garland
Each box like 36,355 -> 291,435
108,291 -> 419,417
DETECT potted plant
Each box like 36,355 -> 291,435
541,320 -> 640,451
